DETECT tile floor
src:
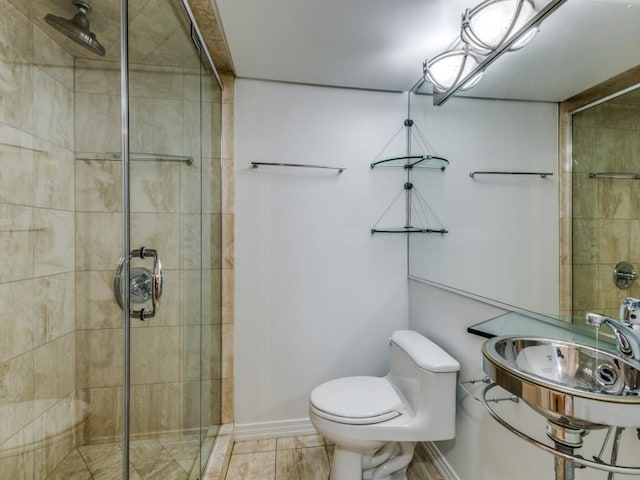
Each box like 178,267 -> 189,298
45,434 -> 210,480
224,435 -> 444,480
45,433 -> 443,480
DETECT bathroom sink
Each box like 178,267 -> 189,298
482,336 -> 640,429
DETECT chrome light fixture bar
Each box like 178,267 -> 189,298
430,0 -> 567,106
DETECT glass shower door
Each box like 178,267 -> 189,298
124,1 -> 220,479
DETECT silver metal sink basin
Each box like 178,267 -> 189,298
482,336 -> 640,429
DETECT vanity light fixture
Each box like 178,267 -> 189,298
423,0 -> 567,105
423,44 -> 485,92
461,0 -> 538,54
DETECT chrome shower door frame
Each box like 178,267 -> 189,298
120,2 -> 131,479
119,1 -> 223,479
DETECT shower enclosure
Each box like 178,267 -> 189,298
0,0 -> 222,479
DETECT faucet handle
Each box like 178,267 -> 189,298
620,297 -> 640,325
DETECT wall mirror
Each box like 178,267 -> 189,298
406,0 -> 640,316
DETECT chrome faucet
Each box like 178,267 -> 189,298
620,297 -> 640,324
586,308 -> 640,361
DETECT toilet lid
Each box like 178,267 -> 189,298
310,376 -> 403,424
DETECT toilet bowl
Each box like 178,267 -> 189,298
309,330 -> 459,480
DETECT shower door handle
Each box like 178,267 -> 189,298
113,246 -> 163,320
129,247 -> 162,320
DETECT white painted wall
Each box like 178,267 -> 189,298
234,79 -> 410,434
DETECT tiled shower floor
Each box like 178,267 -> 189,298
46,435 -> 206,480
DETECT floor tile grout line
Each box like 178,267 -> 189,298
76,446 -> 97,479
273,447 -> 278,480
324,444 -> 331,473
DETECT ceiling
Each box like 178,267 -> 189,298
214,0 -> 640,102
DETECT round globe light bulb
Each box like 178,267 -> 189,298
424,48 -> 484,92
462,0 -> 537,53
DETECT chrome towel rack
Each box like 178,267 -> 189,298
370,155 -> 449,170
469,171 -> 553,178
76,152 -> 193,166
251,161 -> 346,173
589,172 -> 640,180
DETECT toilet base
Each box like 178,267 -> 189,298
330,442 -> 415,480
330,447 -> 363,480
363,468 -> 408,480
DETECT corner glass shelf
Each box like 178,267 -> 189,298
370,155 -> 449,170
369,115 -> 449,235
371,227 -> 448,234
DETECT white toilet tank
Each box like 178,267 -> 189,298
387,330 -> 460,439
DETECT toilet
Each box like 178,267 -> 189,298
309,330 -> 460,480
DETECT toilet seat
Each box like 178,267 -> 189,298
310,376 -> 403,425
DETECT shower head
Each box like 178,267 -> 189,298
44,1 -> 105,56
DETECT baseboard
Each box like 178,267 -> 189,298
422,442 -> 460,480
233,418 -> 318,441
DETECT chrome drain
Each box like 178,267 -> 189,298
595,363 -> 619,387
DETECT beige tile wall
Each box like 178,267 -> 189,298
0,0 -> 79,478
571,89 -> 640,318
220,72 -> 235,425
187,0 -> 236,432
